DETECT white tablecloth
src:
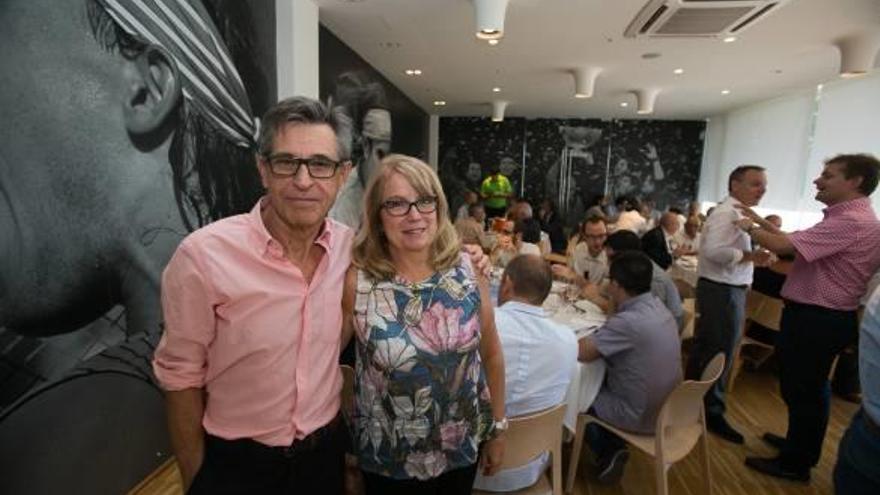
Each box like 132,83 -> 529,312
669,255 -> 699,288
544,294 -> 607,433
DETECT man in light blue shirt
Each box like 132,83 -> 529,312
474,255 -> 578,492
834,285 -> 880,493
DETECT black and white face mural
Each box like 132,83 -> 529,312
0,0 -> 274,492
524,119 -> 609,227
319,27 -> 430,230
606,120 -> 705,211
327,72 -> 393,228
439,117 -> 705,227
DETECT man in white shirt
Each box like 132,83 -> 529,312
684,165 -> 772,444
613,197 -> 647,234
568,215 -> 609,285
474,255 -> 578,492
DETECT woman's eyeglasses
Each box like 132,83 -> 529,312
381,197 -> 438,216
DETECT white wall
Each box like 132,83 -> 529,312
808,75 -> 880,213
276,0 -> 319,100
701,72 -> 880,230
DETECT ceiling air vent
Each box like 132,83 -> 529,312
624,0 -> 790,38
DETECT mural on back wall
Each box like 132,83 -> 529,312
439,117 -> 705,227
320,27 -> 429,229
0,0 -> 274,493
524,118 -> 610,227
606,119 -> 705,212
437,117 -> 526,221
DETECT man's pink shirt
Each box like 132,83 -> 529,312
782,197 -> 880,311
153,199 -> 353,446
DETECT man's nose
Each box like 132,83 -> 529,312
291,164 -> 314,188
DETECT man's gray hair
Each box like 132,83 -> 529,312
257,96 -> 353,160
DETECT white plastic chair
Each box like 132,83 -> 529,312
565,353 -> 725,495
474,403 -> 567,495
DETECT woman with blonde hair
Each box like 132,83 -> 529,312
342,154 -> 506,494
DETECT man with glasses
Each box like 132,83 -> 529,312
568,215 -> 609,285
153,97 -> 355,494
154,97 -> 488,494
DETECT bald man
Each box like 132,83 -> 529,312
641,212 -> 680,269
474,255 -> 577,492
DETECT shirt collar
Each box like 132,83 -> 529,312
822,196 -> 871,217
248,196 -> 336,257
618,292 -> 653,311
724,195 -> 743,207
499,300 -> 545,317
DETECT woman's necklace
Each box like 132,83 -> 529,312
401,272 -> 447,327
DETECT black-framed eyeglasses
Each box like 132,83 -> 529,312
381,196 -> 438,217
263,153 -> 343,178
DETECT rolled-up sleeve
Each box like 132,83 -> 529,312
153,242 -> 217,391
701,208 -> 744,266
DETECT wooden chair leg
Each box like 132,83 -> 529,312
552,442 -> 563,495
565,416 -> 586,494
827,354 -> 841,380
655,458 -> 669,495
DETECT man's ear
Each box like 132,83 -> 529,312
123,45 -> 181,134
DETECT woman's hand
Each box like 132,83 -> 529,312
481,435 -> 506,476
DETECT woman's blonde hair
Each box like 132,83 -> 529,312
353,154 -> 461,280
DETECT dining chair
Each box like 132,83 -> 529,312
474,403 -> 567,495
565,353 -> 725,495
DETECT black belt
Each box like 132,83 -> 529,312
206,413 -> 343,460
698,277 -> 748,290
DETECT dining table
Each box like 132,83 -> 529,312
668,254 -> 699,288
543,283 -> 607,433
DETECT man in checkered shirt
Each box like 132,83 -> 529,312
735,153 -> 880,483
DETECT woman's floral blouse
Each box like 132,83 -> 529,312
352,254 -> 493,480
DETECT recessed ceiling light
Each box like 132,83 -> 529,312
721,89 -> 730,95
405,69 -> 422,76
492,87 -> 501,93
620,102 -> 629,107
488,39 -> 500,46
723,36 -> 737,43
413,69 -> 422,75
405,69 -> 414,75
433,100 -> 446,106
673,68 -> 684,75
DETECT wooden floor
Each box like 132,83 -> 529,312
129,368 -> 857,495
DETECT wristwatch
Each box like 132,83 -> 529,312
492,417 -> 509,436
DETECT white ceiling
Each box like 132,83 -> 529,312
316,0 -> 880,120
